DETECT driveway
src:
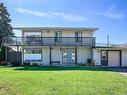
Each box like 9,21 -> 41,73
110,67 -> 127,77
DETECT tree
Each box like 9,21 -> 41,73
0,2 -> 14,46
0,2 -> 14,61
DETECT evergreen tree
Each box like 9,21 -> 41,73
0,2 -> 14,45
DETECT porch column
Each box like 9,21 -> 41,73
120,50 -> 122,66
17,46 -> 19,52
16,46 -> 19,63
21,48 -> 24,65
5,47 -> 7,61
49,46 -> 52,65
75,46 -> 77,64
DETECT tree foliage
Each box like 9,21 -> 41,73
0,2 -> 14,37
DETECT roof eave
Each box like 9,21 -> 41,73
13,27 -> 98,31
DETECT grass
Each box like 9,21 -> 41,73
0,66 -> 127,95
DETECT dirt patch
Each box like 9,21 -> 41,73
0,82 -> 9,95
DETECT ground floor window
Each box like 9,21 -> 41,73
24,48 -> 42,61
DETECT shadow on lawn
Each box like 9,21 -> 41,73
14,66 -> 111,72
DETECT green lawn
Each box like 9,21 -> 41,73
0,66 -> 127,95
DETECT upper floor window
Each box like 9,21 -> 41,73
24,32 -> 41,37
75,32 -> 82,42
24,32 -> 42,44
54,31 -> 62,42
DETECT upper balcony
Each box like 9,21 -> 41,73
2,37 -> 95,47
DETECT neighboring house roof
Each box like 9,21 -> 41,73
14,26 -> 98,31
94,45 -> 127,50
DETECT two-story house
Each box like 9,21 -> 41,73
2,27 -> 97,65
3,27 -> 127,67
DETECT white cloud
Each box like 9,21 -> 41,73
15,8 -> 50,18
109,5 -> 117,11
52,12 -> 86,21
15,8 -> 86,22
92,5 -> 125,20
94,11 -> 125,20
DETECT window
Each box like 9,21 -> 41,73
54,31 -> 62,42
75,32 -> 82,42
24,49 -> 42,61
24,32 -> 42,44
101,51 -> 107,60
24,32 -> 41,37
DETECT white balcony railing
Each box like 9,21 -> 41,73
2,37 -> 95,46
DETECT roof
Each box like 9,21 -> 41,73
14,26 -> 98,31
93,46 -> 127,50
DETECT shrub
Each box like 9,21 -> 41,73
23,61 -> 30,66
32,63 -> 38,66
0,61 -> 8,66
11,62 -> 21,66
78,63 -> 86,66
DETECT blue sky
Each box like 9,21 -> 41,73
1,0 -> 127,43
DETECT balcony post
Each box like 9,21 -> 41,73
41,37 -> 43,45
68,37 -> 69,46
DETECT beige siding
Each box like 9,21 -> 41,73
42,30 -> 54,37
77,47 -> 92,64
22,30 -> 93,37
51,46 -> 62,64
93,49 -> 101,65
122,50 -> 127,66
42,47 -> 50,65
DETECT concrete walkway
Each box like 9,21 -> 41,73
110,67 -> 127,77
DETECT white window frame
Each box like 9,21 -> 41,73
75,32 -> 82,42
54,31 -> 62,42
23,48 -> 42,61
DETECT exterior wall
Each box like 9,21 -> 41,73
62,30 -> 92,37
42,30 -> 54,37
21,46 -> 92,65
93,49 -> 101,65
51,46 -> 92,64
77,47 -> 92,64
10,46 -> 127,66
122,50 -> 127,66
42,47 -> 50,65
22,30 -> 93,37
93,48 -> 127,66
51,46 -> 62,64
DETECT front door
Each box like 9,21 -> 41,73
101,51 -> 108,66
62,49 -> 75,64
